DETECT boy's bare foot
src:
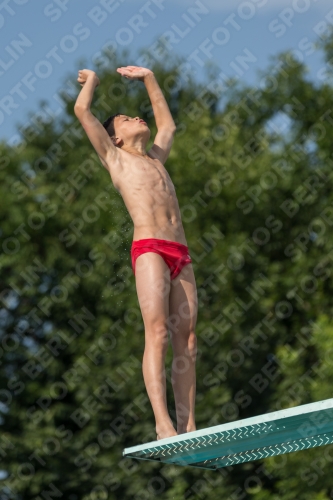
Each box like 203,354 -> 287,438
156,426 -> 178,440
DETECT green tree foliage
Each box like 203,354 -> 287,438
1,35 -> 333,499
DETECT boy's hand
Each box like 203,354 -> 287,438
77,69 -> 100,87
116,66 -> 153,81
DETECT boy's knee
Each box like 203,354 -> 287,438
147,322 -> 169,345
188,331 -> 197,349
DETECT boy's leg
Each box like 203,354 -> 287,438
134,251 -> 177,440
169,263 -> 198,434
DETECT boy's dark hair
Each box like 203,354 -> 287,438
103,113 -> 120,137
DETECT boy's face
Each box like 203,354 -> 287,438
113,114 -> 150,145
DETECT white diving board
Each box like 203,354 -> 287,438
123,398 -> 333,470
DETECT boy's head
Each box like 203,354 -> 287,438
103,113 -> 150,148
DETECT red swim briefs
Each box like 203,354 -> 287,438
131,238 -> 192,280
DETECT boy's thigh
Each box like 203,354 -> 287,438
134,251 -> 171,326
169,264 -> 198,335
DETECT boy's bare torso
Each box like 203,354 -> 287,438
106,150 -> 188,246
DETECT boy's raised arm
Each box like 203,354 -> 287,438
74,69 -> 117,167
142,72 -> 176,132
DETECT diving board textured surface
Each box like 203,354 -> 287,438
123,398 -> 333,469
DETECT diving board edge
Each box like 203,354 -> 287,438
123,398 -> 333,469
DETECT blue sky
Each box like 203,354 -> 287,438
1,0 -> 333,145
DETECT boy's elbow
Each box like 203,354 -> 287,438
74,104 -> 90,117
162,123 -> 177,134
74,104 -> 83,118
